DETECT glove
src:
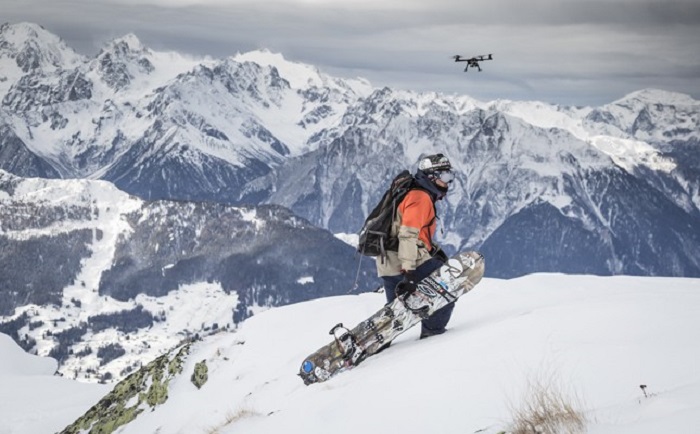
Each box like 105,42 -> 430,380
395,271 -> 418,297
432,247 -> 448,264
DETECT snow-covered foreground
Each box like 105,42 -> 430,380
0,334 -> 109,434
3,273 -> 700,434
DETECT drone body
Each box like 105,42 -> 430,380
453,54 -> 493,72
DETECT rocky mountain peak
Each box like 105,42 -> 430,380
107,33 -> 148,54
586,89 -> 700,144
0,22 -> 82,72
234,49 -> 372,97
1,22 -> 52,48
613,88 -> 699,108
233,49 -> 330,90
94,33 -> 155,90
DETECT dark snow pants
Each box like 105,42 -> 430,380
382,257 -> 456,336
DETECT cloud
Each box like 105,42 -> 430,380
3,0 -> 699,105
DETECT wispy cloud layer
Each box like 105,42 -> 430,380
4,0 -> 700,105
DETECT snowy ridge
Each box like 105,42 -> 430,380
0,331 -> 56,376
0,22 -> 82,72
588,88 -> 700,144
234,49 -> 372,95
612,88 -> 698,107
0,22 -> 81,102
588,135 -> 677,173
90,32 -> 208,99
229,51 -> 373,155
0,333 -> 110,434
489,98 -> 591,140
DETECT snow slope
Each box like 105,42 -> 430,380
27,273 -> 697,434
0,334 -> 109,434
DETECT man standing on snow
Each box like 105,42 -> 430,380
377,153 -> 456,339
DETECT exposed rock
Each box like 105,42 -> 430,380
191,360 -> 208,389
60,343 -> 192,434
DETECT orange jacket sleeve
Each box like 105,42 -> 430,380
397,190 -> 436,270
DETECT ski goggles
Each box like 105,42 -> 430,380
434,170 -> 455,184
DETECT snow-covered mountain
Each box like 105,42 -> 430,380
0,22 -> 372,201
1,22 -> 698,279
0,170 -> 374,382
0,22 -> 82,96
254,87 -> 700,277
3,273 -> 699,434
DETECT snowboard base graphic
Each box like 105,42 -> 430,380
299,251 -> 485,385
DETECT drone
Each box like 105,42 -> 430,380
452,54 -> 493,72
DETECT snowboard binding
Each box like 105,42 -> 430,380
330,323 -> 365,365
400,292 -> 431,319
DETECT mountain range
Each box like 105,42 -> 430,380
2,22 -> 698,278
1,21 -> 699,381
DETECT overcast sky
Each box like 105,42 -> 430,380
4,0 -> 700,106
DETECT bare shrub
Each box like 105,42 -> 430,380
205,407 -> 260,434
507,370 -> 587,434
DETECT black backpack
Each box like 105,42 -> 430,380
357,170 -> 415,259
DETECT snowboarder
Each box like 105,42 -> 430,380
377,153 -> 456,339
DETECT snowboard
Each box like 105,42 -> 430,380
299,250 -> 485,385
